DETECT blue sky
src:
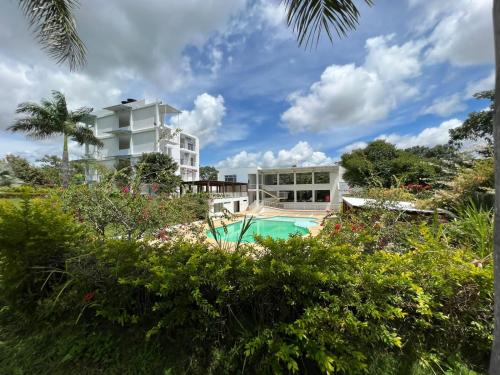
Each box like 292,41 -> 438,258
0,0 -> 493,168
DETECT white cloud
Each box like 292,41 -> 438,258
377,118 -> 462,149
0,60 -> 122,128
414,0 -> 494,66
0,0 -> 248,127
422,94 -> 466,117
340,141 -> 368,154
340,118 -> 462,153
170,93 -> 247,148
216,141 -> 334,168
466,71 -> 495,98
281,35 -> 423,133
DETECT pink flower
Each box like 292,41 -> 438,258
84,291 -> 96,302
121,186 -> 130,194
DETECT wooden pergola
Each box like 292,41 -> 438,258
181,180 -> 248,195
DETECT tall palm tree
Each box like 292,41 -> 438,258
18,0 -> 86,70
8,90 -> 102,187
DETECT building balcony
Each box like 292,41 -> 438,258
116,148 -> 131,156
180,159 -> 197,168
180,143 -> 196,152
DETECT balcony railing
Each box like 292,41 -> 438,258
210,192 -> 248,199
180,142 -> 195,151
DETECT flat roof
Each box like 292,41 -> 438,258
342,196 -> 451,215
260,165 -> 340,173
100,100 -> 180,115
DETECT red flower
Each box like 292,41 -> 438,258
334,223 -> 342,232
156,229 -> 168,241
121,186 -> 130,194
84,291 -> 95,302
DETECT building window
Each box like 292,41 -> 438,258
296,190 -> 313,202
264,174 -> 277,185
296,173 -> 312,184
279,173 -> 294,185
314,172 -> 330,184
280,191 -> 294,202
214,203 -> 224,213
118,136 -> 130,150
315,190 -> 331,202
225,175 -> 237,182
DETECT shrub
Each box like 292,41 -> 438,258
0,194 -> 492,373
0,195 -> 84,315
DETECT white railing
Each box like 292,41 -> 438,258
210,192 -> 248,199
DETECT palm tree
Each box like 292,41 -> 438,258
18,0 -> 86,70
8,90 -> 102,187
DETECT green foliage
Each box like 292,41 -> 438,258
63,182 -> 207,241
0,195 -> 84,315
0,194 -> 492,374
200,165 -> 219,180
449,91 -> 493,155
136,152 -> 182,193
5,154 -> 45,185
341,140 -> 440,188
433,158 -> 494,211
449,200 -> 493,259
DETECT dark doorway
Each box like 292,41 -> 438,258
234,201 -> 240,213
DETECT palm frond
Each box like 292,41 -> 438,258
18,0 -> 87,70
283,0 -> 373,48
69,106 -> 94,123
9,118 -> 59,139
70,126 -> 103,147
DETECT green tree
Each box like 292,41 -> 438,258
8,91 -> 102,187
5,154 -> 45,185
199,166 -> 219,181
136,152 -> 182,194
449,91 -> 493,155
341,140 -> 439,188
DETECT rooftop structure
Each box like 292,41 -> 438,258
84,99 -> 199,182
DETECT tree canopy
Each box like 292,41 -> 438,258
199,166 -> 219,181
449,90 -> 493,154
340,140 -> 441,188
136,152 -> 182,193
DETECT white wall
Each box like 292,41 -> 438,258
217,167 -> 257,183
210,196 -> 249,215
96,115 -> 117,136
99,138 -> 117,157
132,106 -> 155,130
132,130 -> 156,155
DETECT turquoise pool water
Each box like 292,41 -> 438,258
207,216 -> 318,243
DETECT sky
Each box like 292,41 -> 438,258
0,0 -> 494,169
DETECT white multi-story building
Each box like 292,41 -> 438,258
84,99 -> 199,182
217,165 -> 348,211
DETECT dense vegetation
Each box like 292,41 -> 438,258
0,181 -> 493,373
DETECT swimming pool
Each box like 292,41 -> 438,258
207,216 -> 318,243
